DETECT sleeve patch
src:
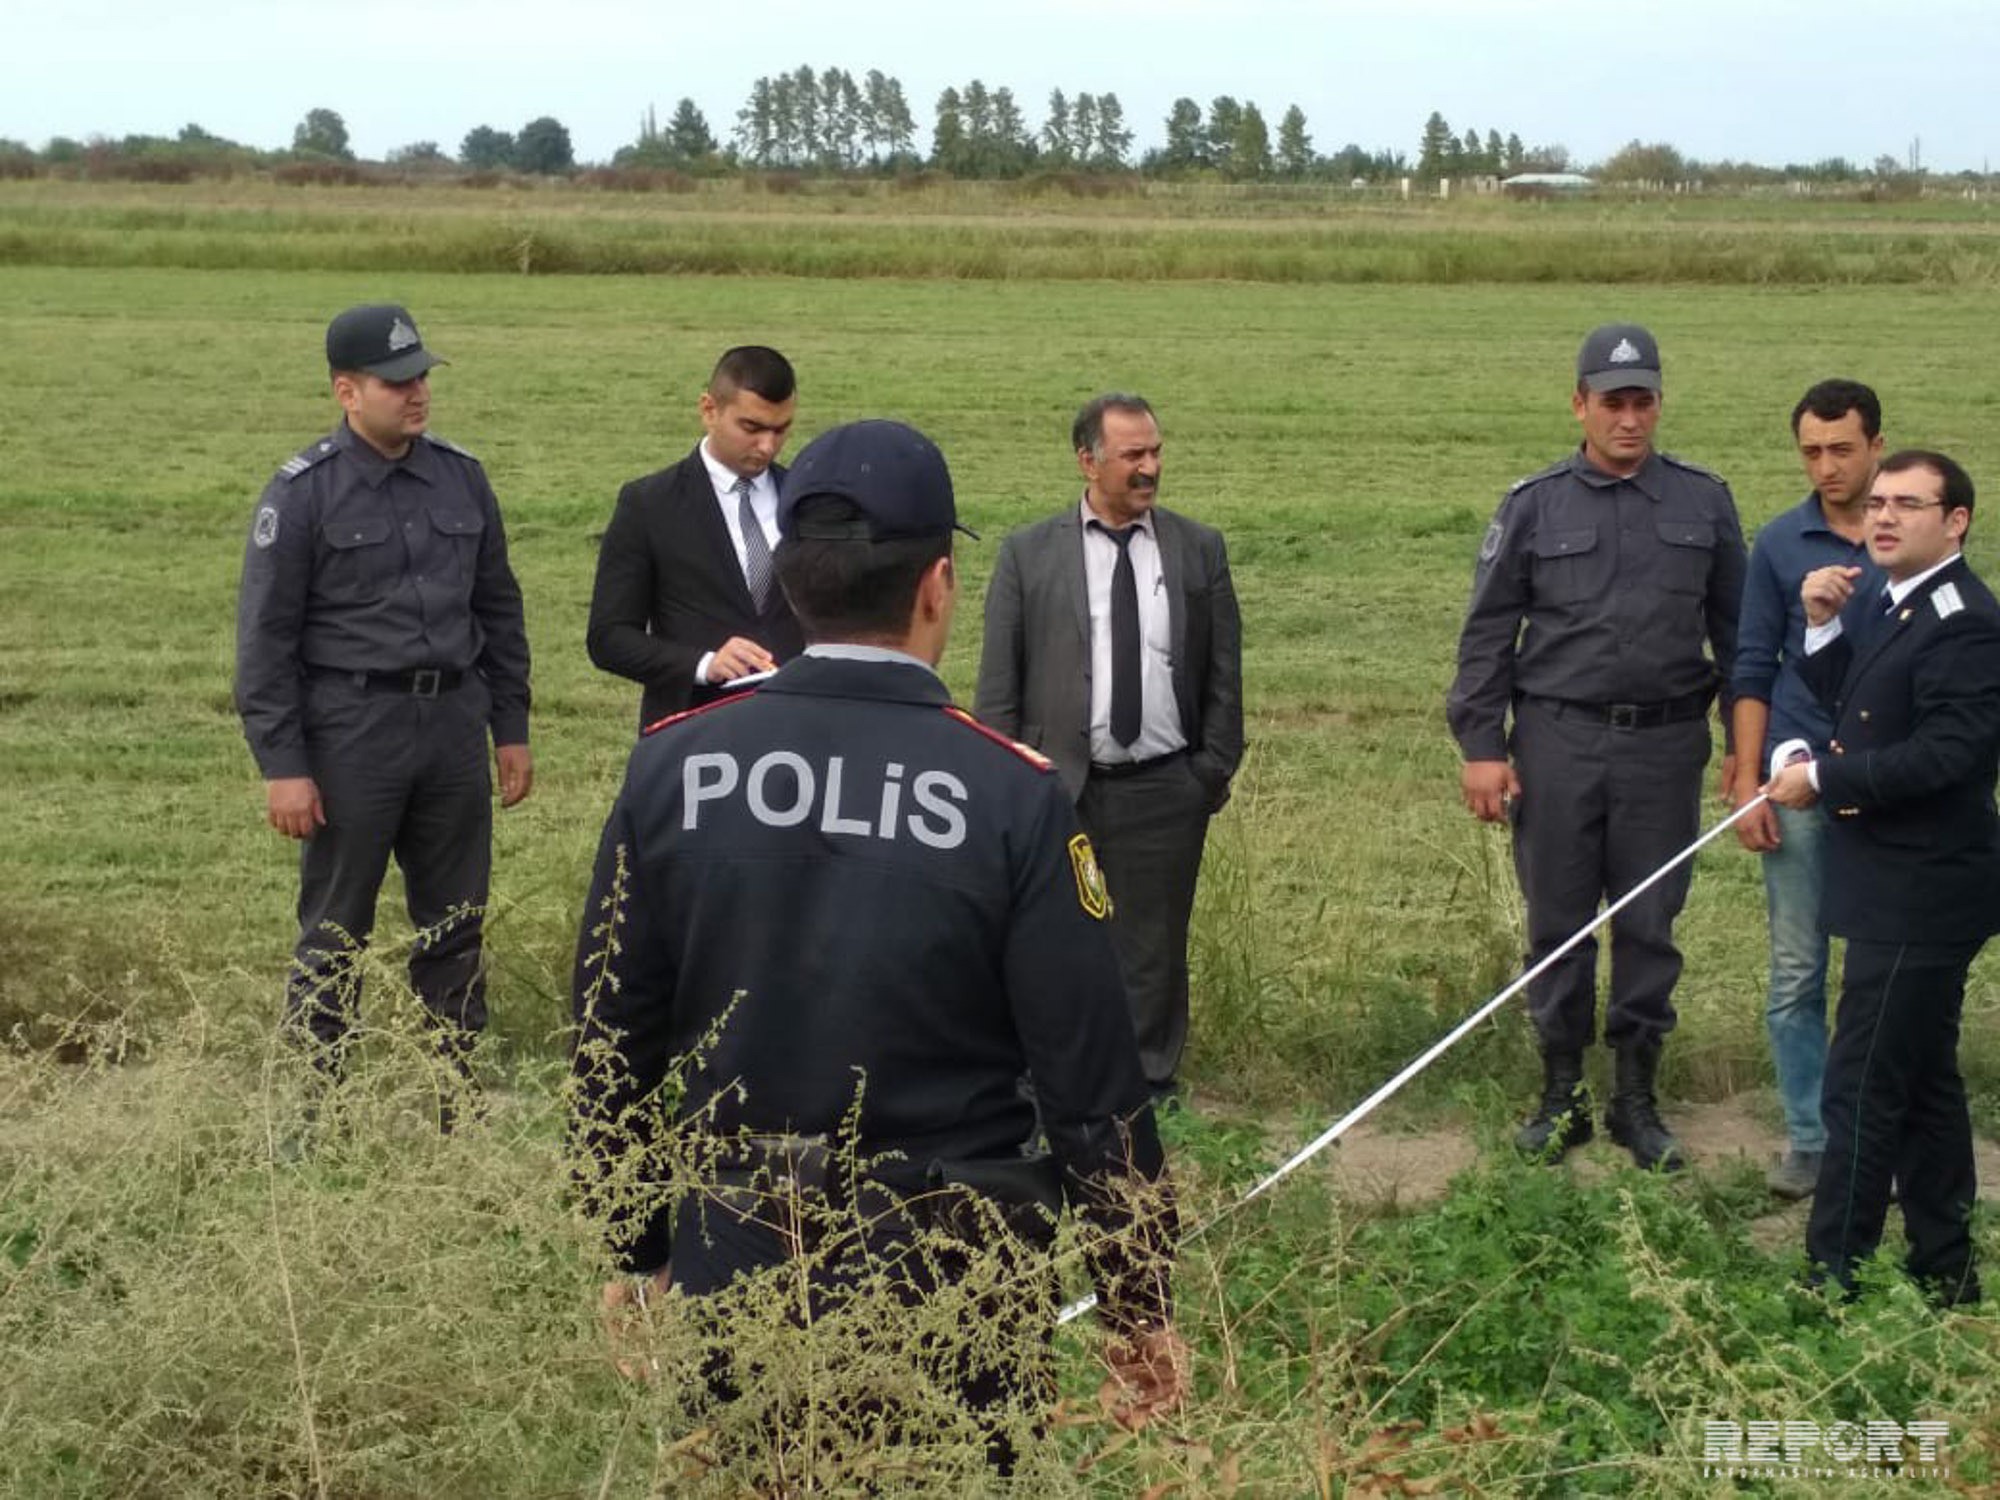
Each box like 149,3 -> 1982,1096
1069,833 -> 1111,920
252,505 -> 280,548
1479,520 -> 1504,562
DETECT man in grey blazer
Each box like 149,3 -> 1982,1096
976,393 -> 1244,1098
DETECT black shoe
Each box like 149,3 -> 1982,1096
1604,1042 -> 1685,1172
1516,1051 -> 1593,1162
1766,1149 -> 1822,1200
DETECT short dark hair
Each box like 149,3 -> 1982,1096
1791,379 -> 1882,439
1879,448 -> 1975,525
774,497 -> 948,641
709,346 -> 796,405
1071,393 -> 1156,457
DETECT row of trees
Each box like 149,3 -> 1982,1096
1416,112 -> 1568,181
716,77 -> 1385,181
728,67 -> 919,170
4,94 -> 1967,192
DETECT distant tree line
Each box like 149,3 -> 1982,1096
0,87 -> 1975,194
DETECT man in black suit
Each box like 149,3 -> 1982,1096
587,347 -> 805,727
975,393 -> 1244,1100
1766,449 -> 2000,1306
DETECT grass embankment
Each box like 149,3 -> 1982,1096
4,256 -> 1998,1491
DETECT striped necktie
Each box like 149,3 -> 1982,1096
734,476 -> 773,612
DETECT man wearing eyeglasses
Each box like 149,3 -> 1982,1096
1765,450 -> 2000,1307
1728,380 -> 1883,1201
1449,325 -> 1747,1174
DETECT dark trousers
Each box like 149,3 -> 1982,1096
288,673 -> 493,1057
676,1186 -> 1055,1474
1808,937 -> 1982,1303
1509,699 -> 1708,1053
1078,754 -> 1213,1089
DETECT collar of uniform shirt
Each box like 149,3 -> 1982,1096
699,438 -> 778,509
1884,552 -> 1963,608
1569,445 -> 1664,498
803,642 -> 942,679
338,419 -> 437,487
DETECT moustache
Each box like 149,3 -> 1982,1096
1131,475 -> 1158,490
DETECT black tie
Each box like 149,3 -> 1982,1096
734,477 -> 773,612
1097,522 -> 1142,748
1859,589 -> 1895,647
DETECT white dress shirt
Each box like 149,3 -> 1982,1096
1080,495 -> 1185,765
1799,552 -> 1961,788
694,439 -> 781,685
1802,552 -> 1961,657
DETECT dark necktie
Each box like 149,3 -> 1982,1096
734,477 -> 773,612
1096,522 -> 1142,747
1858,589 -> 1895,648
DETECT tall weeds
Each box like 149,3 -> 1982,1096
5,186 -> 2000,284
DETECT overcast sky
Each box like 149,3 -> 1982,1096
7,0 -> 1995,173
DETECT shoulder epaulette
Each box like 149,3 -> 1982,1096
1507,457 -> 1570,495
276,437 -> 340,482
1932,581 -> 1966,620
1659,451 -> 1728,487
641,692 -> 754,738
941,705 -> 1055,771
422,432 -> 481,463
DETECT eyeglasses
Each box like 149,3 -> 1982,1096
1863,494 -> 1944,515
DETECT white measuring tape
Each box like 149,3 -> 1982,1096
1057,738 -> 1813,1327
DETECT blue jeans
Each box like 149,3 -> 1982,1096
1762,803 -> 1829,1152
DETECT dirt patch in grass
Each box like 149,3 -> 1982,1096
1203,1087 -> 2000,1240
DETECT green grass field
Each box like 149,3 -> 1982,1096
3,187 -> 1999,1494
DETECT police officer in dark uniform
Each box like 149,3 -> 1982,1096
570,420 -> 1184,1466
1448,324 -> 1746,1171
1767,450 -> 2000,1306
235,305 -> 532,1103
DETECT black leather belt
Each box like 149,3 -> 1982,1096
313,667 -> 465,698
1529,690 -> 1711,730
1090,748 -> 1188,780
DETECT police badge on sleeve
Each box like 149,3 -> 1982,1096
1069,833 -> 1111,920
252,505 -> 280,548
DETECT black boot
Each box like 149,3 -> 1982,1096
1516,1050 -> 1593,1162
433,1028 -> 484,1136
1605,1041 -> 1685,1172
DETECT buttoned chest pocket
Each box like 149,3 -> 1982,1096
1654,519 -> 1716,595
318,515 -> 396,597
1529,526 -> 1602,603
425,507 -> 485,586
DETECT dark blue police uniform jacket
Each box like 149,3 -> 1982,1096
570,649 -> 1171,1326
1801,557 -> 2000,944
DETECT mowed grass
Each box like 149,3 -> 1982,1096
7,265 -> 2000,1085
5,262 -> 2000,1493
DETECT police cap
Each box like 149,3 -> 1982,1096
326,304 -> 447,382
779,420 -> 979,541
1576,322 -> 1661,393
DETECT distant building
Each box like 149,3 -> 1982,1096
1502,172 -> 1595,197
